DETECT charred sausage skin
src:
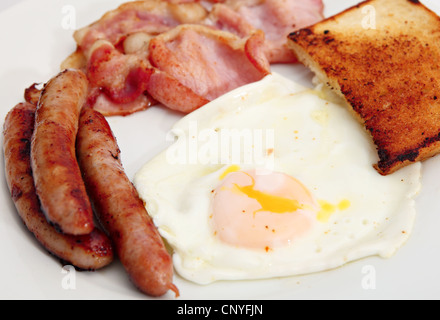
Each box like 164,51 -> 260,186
30,69 -> 95,235
3,102 -> 114,270
76,106 -> 179,297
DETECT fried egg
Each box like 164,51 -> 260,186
134,73 -> 421,285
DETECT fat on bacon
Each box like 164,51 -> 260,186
205,0 -> 324,63
60,0 -> 324,116
147,25 -> 270,113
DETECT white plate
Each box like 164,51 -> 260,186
1,0 -> 440,300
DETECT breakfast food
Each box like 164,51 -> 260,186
4,0 -> 325,297
62,0 -> 324,116
70,0 -> 208,56
134,73 -> 421,284
146,25 -> 270,113
68,0 -> 324,65
4,0 -> 435,299
12,68 -> 178,296
30,69 -> 95,235
204,0 -> 325,63
287,0 -> 440,175
3,102 -> 114,270
76,106 -> 179,297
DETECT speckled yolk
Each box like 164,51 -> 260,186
211,167 -> 317,251
211,166 -> 351,251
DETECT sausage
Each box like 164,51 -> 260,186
3,102 -> 114,270
76,106 -> 179,297
24,83 -> 43,106
31,69 -> 95,235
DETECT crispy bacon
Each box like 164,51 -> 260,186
83,24 -> 270,115
86,40 -> 152,104
61,0 -> 323,116
87,87 -> 156,117
74,0 -> 208,54
84,40 -> 158,116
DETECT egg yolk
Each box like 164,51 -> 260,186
211,169 -> 317,250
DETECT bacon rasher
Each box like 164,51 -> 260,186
60,0 -> 324,116
205,0 -> 324,63
74,0 -> 208,54
147,25 -> 270,113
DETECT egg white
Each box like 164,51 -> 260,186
134,73 -> 421,285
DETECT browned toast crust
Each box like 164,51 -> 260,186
288,0 -> 440,175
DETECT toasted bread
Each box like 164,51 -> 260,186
288,0 -> 440,175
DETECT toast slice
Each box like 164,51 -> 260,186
288,0 -> 440,175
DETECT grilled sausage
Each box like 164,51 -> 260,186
24,83 -> 43,106
3,102 -> 113,270
76,106 -> 179,297
31,69 -> 95,235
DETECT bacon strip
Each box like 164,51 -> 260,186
74,0 -> 208,54
87,87 -> 156,117
206,0 -> 325,63
85,40 -> 156,116
147,25 -> 270,112
61,0 -> 323,116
